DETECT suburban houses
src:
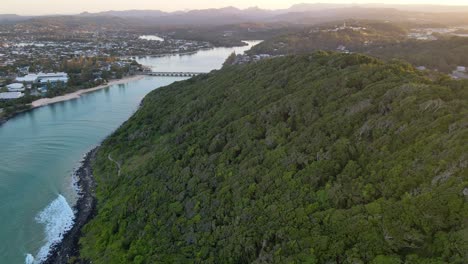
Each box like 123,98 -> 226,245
0,92 -> 24,100
16,72 -> 69,84
0,72 -> 69,100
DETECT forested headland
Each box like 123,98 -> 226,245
249,21 -> 468,74
79,52 -> 468,263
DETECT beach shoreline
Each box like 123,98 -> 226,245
31,75 -> 145,108
0,75 -> 145,128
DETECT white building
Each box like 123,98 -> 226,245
456,66 -> 466,72
16,74 -> 39,83
0,92 -> 24,100
39,76 -> 69,85
16,72 -> 69,84
6,83 -> 25,92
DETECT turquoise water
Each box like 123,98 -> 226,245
0,41 -> 259,264
1,78 -> 180,263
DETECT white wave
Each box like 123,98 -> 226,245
71,149 -> 96,197
25,254 -> 34,264
25,195 -> 75,264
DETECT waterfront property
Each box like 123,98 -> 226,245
0,91 -> 24,100
16,72 -> 69,84
0,41 -> 258,264
6,83 -> 25,92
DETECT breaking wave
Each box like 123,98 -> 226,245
25,195 -> 75,264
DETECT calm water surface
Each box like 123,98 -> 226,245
134,40 -> 261,72
0,41 -> 260,264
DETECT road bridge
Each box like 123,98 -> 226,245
142,71 -> 206,77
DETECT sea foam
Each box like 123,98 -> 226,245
25,254 -> 34,264
25,195 -> 75,264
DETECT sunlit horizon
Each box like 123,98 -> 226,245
3,0 -> 468,16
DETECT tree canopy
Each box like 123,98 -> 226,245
80,52 -> 468,264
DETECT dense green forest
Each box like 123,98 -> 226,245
367,36 -> 468,73
249,21 -> 407,55
157,23 -> 299,47
80,52 -> 468,263
249,21 -> 468,73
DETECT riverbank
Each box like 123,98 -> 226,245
0,106 -> 33,126
123,40 -> 252,60
0,75 -> 145,128
31,75 -> 145,108
43,147 -> 98,264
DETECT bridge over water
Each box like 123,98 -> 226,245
143,71 -> 206,77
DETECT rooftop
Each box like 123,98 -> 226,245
6,83 -> 25,89
0,92 -> 24,100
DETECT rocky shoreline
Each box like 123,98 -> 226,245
43,148 -> 99,264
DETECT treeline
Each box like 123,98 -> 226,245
249,21 -> 468,74
79,52 -> 468,263
44,57 -> 136,98
367,36 -> 468,73
0,93 -> 38,119
0,56 -> 139,119
156,23 -> 300,47
249,21 -> 407,55
61,57 -> 132,84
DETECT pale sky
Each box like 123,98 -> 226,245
2,0 -> 468,15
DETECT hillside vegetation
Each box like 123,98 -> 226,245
367,36 -> 468,73
80,52 -> 468,263
249,21 -> 408,55
249,22 -> 468,73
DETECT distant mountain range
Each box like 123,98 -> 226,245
2,3 -> 468,26
0,14 -> 33,24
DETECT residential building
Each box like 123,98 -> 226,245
16,72 -> 69,84
0,92 -> 24,100
6,83 -> 25,92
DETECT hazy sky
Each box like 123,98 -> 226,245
2,0 -> 468,15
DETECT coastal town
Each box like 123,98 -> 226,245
1,18 -> 468,123
0,55 -> 142,122
1,2 -> 468,264
0,31 -> 212,61
1,72 -> 69,100
0,20 -> 216,122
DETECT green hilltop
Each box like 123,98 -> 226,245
249,21 -> 468,74
79,52 -> 468,263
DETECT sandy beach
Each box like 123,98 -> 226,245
31,75 -> 145,108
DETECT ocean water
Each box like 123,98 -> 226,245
0,41 -> 260,264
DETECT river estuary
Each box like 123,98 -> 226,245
0,40 -> 260,264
